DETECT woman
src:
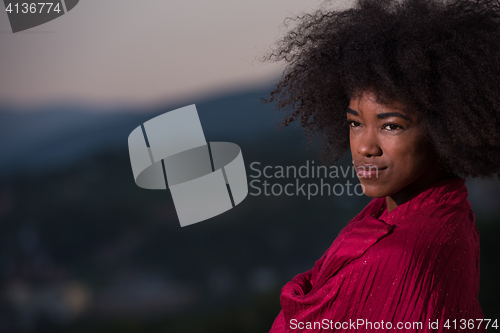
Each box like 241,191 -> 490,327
265,0 -> 500,331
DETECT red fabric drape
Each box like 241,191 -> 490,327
270,178 -> 485,332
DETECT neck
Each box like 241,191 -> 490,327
386,166 -> 451,213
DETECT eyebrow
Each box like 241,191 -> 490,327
347,107 -> 411,121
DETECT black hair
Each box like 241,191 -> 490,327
264,0 -> 500,178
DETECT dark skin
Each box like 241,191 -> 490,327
347,92 -> 448,212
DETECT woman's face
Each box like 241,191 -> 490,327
347,91 -> 443,202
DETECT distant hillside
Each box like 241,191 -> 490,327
0,85 -> 290,175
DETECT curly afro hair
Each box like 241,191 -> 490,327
264,0 -> 500,178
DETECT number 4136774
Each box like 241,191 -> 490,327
443,319 -> 498,330
5,3 -> 62,14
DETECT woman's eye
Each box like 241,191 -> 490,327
349,120 -> 361,128
383,123 -> 402,131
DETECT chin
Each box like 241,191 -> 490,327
358,183 -> 389,198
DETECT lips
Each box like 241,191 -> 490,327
354,164 -> 387,179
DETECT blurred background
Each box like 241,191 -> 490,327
1,1 -> 499,332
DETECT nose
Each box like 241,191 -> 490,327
357,128 -> 382,157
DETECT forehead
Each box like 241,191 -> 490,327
348,91 -> 414,120
349,91 -> 404,110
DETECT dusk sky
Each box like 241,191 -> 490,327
0,0 -> 351,109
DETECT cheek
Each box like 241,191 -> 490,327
349,132 -> 358,154
388,137 -> 433,177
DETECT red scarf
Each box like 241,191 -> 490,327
270,178 -> 485,332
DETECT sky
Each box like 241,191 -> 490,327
0,0 -> 352,109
